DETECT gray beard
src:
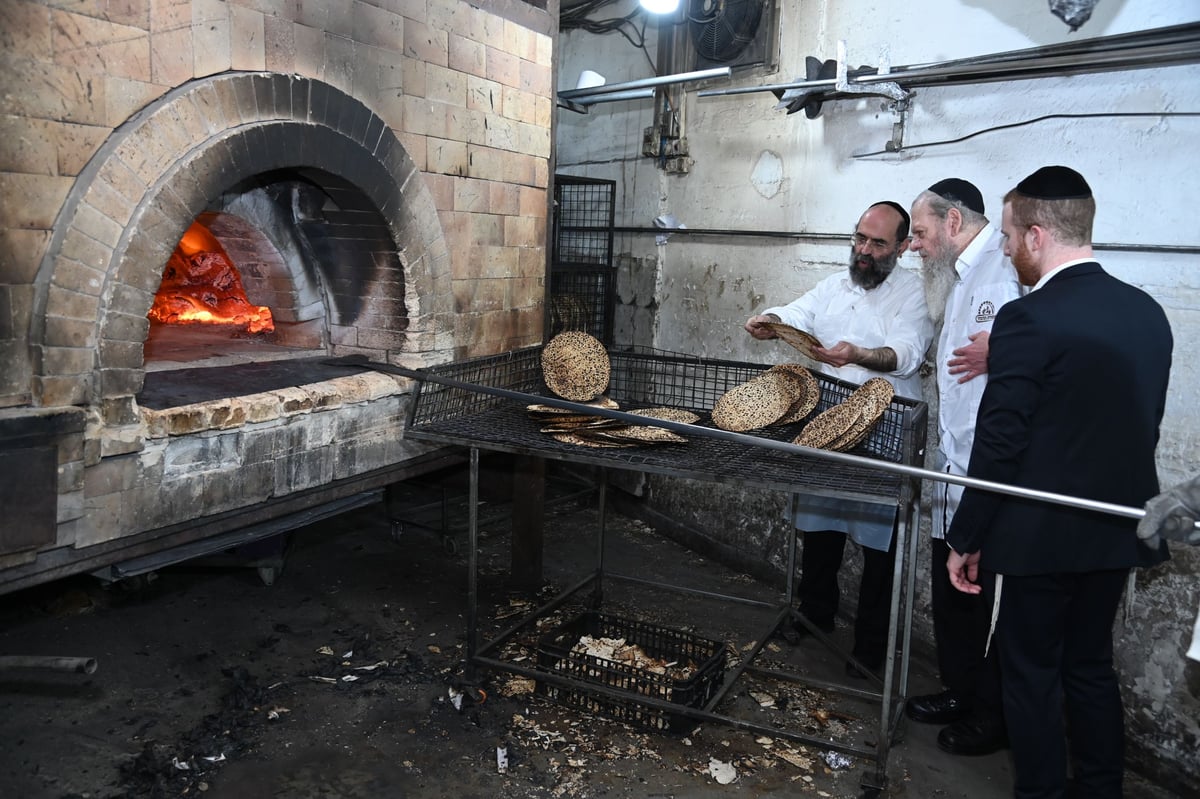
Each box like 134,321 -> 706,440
922,251 -> 959,326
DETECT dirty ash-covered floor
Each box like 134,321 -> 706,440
0,462 -> 1182,799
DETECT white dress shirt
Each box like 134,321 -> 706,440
765,266 -> 933,550
763,266 -> 933,400
931,224 -> 1024,539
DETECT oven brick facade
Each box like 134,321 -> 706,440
0,0 -> 559,589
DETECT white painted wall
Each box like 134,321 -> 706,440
557,0 -> 1200,786
559,0 -> 1199,479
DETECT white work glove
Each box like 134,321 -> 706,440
1137,475 -> 1200,549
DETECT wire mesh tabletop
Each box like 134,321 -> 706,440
404,346 -> 928,505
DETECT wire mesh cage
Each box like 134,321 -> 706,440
549,267 -> 614,344
553,175 -> 616,345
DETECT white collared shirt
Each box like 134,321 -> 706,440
1032,257 -> 1094,291
763,267 -> 934,400
932,224 -> 1024,539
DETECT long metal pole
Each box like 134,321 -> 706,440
356,358 -> 1191,526
558,67 -> 731,100
698,23 -> 1200,99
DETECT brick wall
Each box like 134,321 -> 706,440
0,0 -> 558,585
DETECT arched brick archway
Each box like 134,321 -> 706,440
31,72 -> 452,410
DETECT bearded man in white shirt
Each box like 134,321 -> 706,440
745,201 -> 934,677
905,178 -> 1023,757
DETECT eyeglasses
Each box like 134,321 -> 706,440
851,232 -> 903,253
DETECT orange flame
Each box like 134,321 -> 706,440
149,222 -> 274,334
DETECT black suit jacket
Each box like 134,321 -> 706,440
946,262 -> 1172,575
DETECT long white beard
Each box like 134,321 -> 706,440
922,252 -> 959,326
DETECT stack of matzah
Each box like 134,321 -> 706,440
528,401 -> 698,449
710,363 -> 821,432
793,377 -> 894,452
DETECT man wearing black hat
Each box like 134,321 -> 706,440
904,179 -> 1023,756
745,201 -> 934,677
946,166 -> 1172,798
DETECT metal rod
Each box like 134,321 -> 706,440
604,226 -> 1200,254
558,66 -> 732,100
698,23 -> 1200,99
466,448 -> 479,667
564,88 -> 656,105
605,570 -> 778,609
353,358 -> 1181,525
0,655 -> 98,674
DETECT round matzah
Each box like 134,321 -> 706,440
794,401 -> 864,449
589,426 -> 687,444
539,417 -> 622,433
628,407 -> 702,424
711,372 -> 795,432
767,364 -> 820,424
541,332 -> 611,402
550,431 -> 636,448
527,396 -> 619,415
831,378 -> 894,451
763,322 -> 824,360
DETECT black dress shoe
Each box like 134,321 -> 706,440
936,718 -> 1008,756
905,690 -> 968,724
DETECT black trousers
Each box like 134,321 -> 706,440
798,529 -> 896,667
931,538 -> 1003,723
997,569 -> 1129,799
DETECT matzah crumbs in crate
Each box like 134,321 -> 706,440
535,611 -> 726,732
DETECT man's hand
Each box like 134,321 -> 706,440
947,548 -> 983,595
745,314 -> 781,340
813,341 -> 858,367
948,331 -> 989,384
814,342 -> 898,372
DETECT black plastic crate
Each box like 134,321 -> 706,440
535,611 -> 726,732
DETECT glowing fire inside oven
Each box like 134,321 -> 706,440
148,221 -> 275,334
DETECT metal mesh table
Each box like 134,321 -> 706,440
394,345 -> 929,796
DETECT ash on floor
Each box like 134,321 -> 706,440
0,463 -> 1179,799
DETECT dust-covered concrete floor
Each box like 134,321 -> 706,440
0,461 -> 1181,798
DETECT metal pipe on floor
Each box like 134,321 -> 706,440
0,655 -> 98,674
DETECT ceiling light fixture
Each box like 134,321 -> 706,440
639,0 -> 680,14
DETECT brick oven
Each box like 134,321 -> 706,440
0,0 -> 557,592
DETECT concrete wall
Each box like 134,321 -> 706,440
555,0 -> 1200,788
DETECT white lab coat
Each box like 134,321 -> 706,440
931,225 -> 1024,539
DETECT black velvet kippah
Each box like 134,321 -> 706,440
1015,165 -> 1092,200
870,200 -> 911,231
928,178 -> 985,215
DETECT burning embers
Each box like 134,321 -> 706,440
149,221 -> 275,334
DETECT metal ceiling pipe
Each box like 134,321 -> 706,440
699,22 -> 1200,99
558,66 -> 731,100
563,88 -> 656,106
